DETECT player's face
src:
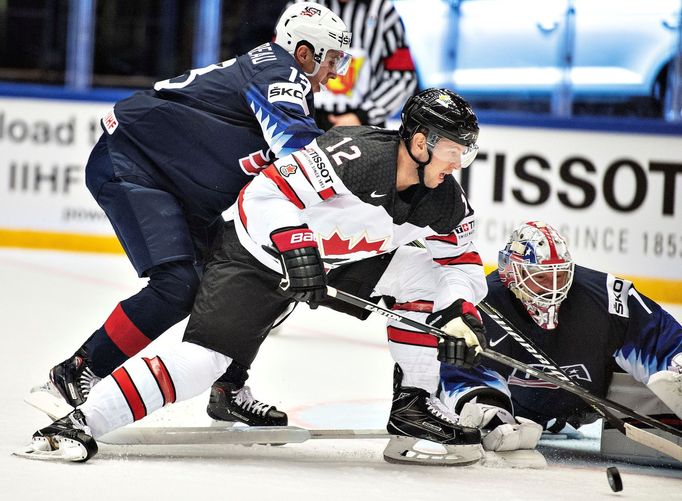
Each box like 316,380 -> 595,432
308,50 -> 348,91
422,138 -> 467,188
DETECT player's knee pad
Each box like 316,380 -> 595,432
147,261 -> 201,315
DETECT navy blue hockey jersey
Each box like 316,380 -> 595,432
440,266 -> 682,427
100,42 -> 322,224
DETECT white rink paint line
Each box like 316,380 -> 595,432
1,248 -> 680,501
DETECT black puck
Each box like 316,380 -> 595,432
606,466 -> 623,492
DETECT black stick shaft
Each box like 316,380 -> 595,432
478,301 -> 627,433
326,286 -> 682,439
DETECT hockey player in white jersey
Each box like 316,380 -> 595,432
25,89 -> 489,465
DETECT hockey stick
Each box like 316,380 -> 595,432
326,286 -> 682,461
97,426 -> 390,446
478,300 -> 682,460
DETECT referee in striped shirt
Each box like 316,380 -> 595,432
287,0 -> 418,129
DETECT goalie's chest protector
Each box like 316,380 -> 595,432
296,128 -> 466,266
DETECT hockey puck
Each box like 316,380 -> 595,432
606,466 -> 623,492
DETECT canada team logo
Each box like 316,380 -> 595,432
319,229 -> 389,256
279,164 -> 298,177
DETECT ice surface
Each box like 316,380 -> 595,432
1,248 -> 680,500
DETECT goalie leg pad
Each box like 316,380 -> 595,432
647,370 -> 682,418
383,435 -> 483,466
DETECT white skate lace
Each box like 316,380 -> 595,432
426,396 -> 458,425
68,411 -> 92,435
232,385 -> 272,416
79,367 -> 101,398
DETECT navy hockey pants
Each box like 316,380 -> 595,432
80,136 -> 222,376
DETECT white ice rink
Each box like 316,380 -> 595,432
1,248 -> 680,500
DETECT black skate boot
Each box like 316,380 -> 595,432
384,365 -> 482,465
49,348 -> 101,407
207,382 -> 288,426
29,409 -> 98,462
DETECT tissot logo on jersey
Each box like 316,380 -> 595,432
267,83 -> 309,114
454,218 -> 475,242
296,145 -> 333,191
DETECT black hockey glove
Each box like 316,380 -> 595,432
270,225 -> 327,308
426,299 -> 487,369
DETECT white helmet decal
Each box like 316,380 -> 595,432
274,2 -> 352,77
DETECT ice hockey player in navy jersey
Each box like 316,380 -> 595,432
39,3 -> 351,426
26,88 -> 492,465
440,221 -> 682,455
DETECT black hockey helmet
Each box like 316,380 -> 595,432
400,88 -> 479,148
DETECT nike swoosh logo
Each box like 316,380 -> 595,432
370,191 -> 387,198
489,334 -> 509,347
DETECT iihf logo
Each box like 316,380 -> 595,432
279,164 -> 298,177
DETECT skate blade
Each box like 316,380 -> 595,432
482,449 -> 547,469
13,437 -> 92,462
383,435 -> 483,466
25,383 -> 73,420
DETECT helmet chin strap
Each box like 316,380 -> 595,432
404,137 -> 433,187
304,61 -> 322,79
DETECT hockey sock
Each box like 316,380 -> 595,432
80,341 -> 232,437
83,261 -> 201,377
215,360 -> 250,388
387,301 -> 441,393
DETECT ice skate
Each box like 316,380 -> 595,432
384,366 -> 482,465
15,409 -> 98,462
49,348 -> 101,407
207,382 -> 288,426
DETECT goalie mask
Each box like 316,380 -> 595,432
498,222 -> 575,330
275,2 -> 352,78
399,88 -> 480,177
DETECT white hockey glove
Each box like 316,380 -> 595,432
426,299 -> 487,369
459,402 -> 543,452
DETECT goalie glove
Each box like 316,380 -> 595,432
426,299 -> 487,369
270,226 -> 327,308
458,401 -> 543,452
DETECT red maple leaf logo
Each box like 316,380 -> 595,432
320,229 -> 388,256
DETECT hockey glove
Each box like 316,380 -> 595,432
270,226 -> 327,308
426,299 -> 486,369
458,400 -> 543,452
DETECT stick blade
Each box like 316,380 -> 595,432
624,423 -> 682,462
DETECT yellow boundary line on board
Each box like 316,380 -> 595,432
1,228 -> 681,304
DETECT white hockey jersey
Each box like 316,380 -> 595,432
228,126 -> 486,308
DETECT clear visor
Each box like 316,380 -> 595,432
512,260 -> 574,308
325,49 -> 352,76
431,138 -> 480,169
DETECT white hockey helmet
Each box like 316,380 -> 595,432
498,221 -> 575,329
274,2 -> 352,77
